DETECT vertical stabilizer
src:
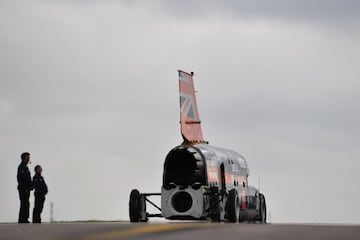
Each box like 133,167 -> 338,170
178,70 -> 206,144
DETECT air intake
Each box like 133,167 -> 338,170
163,146 -> 206,187
172,191 -> 193,213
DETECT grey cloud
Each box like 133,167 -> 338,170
158,0 -> 360,26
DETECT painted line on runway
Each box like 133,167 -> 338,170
84,223 -> 217,240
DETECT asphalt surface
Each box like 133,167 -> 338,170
0,222 -> 359,240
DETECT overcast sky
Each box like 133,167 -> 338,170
1,0 -> 360,223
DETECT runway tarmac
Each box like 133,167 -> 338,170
0,222 -> 359,240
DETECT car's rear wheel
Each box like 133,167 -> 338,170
226,189 -> 240,223
259,194 -> 267,224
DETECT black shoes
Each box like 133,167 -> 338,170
18,220 -> 30,224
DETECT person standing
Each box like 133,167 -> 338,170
32,165 -> 48,223
17,152 -> 34,223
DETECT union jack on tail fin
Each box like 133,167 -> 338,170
178,70 -> 206,144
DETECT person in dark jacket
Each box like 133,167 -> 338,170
17,152 -> 34,223
32,165 -> 48,223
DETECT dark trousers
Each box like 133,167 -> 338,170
18,190 -> 30,223
33,196 -> 45,223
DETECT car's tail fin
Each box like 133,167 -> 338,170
178,70 -> 206,144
